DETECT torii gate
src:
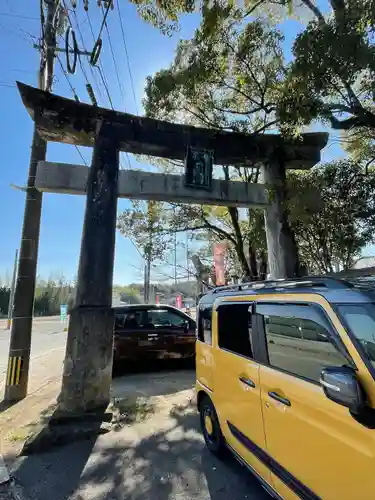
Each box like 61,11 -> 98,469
14,82 -> 328,419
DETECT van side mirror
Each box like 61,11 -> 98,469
320,366 -> 366,414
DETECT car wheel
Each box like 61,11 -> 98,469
199,396 -> 226,457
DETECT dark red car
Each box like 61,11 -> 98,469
113,304 -> 196,367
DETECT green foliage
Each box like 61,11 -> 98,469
117,200 -> 173,262
266,0 -> 375,164
144,8 -> 284,134
33,279 -> 76,316
140,6 -> 287,279
128,0 -> 194,35
0,286 -> 10,317
136,0 -> 375,162
113,285 -> 142,304
288,160 -> 375,273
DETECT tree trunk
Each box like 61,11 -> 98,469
259,251 -> 268,280
248,246 -> 258,280
261,156 -> 301,279
228,206 -> 251,279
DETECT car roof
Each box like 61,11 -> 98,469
113,304 -> 191,313
198,277 -> 375,306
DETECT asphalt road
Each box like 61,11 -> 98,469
0,317 -> 67,377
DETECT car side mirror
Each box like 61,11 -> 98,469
320,366 -> 366,415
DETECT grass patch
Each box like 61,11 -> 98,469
7,428 -> 32,443
110,396 -> 155,429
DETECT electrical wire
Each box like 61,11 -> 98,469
56,53 -> 80,101
101,4 -> 125,107
86,10 -> 132,168
116,0 -> 139,115
83,6 -> 132,169
0,12 -> 39,20
95,0 -> 112,44
56,53 -> 89,166
0,21 -> 34,45
0,82 -> 16,88
66,0 -> 105,105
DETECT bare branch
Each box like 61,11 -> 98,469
300,0 -> 326,23
253,119 -> 278,134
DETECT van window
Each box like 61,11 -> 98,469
257,303 -> 349,384
337,303 -> 375,368
197,303 -> 212,344
218,303 -> 253,358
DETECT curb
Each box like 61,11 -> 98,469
0,479 -> 31,500
0,455 -> 10,486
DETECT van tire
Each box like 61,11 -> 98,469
199,396 -> 226,458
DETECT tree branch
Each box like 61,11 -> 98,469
243,0 -> 265,18
202,216 -> 237,244
253,119 -> 278,134
300,0 -> 326,23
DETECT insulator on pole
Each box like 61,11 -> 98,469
86,83 -> 98,106
65,27 -> 78,74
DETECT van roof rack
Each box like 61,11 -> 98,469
209,276 -> 355,294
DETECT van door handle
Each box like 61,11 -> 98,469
239,376 -> 256,388
268,391 -> 291,406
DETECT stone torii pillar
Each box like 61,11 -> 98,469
55,122 -> 119,418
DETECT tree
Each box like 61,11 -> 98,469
117,200 -> 173,263
139,5 -> 288,279
253,0 -> 375,167
0,286 -> 10,317
288,160 -> 375,273
135,0 -> 375,164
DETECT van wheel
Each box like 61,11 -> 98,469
199,396 -> 226,458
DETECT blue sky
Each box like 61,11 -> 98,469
0,1 -> 371,285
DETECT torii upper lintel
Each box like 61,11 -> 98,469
17,82 -> 328,168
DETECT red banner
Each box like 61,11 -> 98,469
176,295 -> 182,309
213,243 -> 227,286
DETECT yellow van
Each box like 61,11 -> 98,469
196,277 -> 375,500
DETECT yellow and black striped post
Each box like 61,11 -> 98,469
6,355 -> 24,388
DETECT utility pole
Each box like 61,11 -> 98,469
4,0 -> 58,402
173,206 -> 177,285
6,249 -> 18,331
186,231 -> 189,281
143,257 -> 151,303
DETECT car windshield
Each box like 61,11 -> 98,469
337,303 -> 375,368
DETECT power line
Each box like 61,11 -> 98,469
84,8 -> 115,110
84,6 -> 132,169
97,64 -> 115,109
116,0 -> 139,115
101,4 -> 125,107
66,0 -> 105,105
55,54 -> 88,166
0,21 -> 34,44
74,144 -> 89,166
0,12 -> 39,20
56,53 -> 79,101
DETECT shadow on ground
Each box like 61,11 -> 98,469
111,360 -> 196,399
10,399 -> 270,500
